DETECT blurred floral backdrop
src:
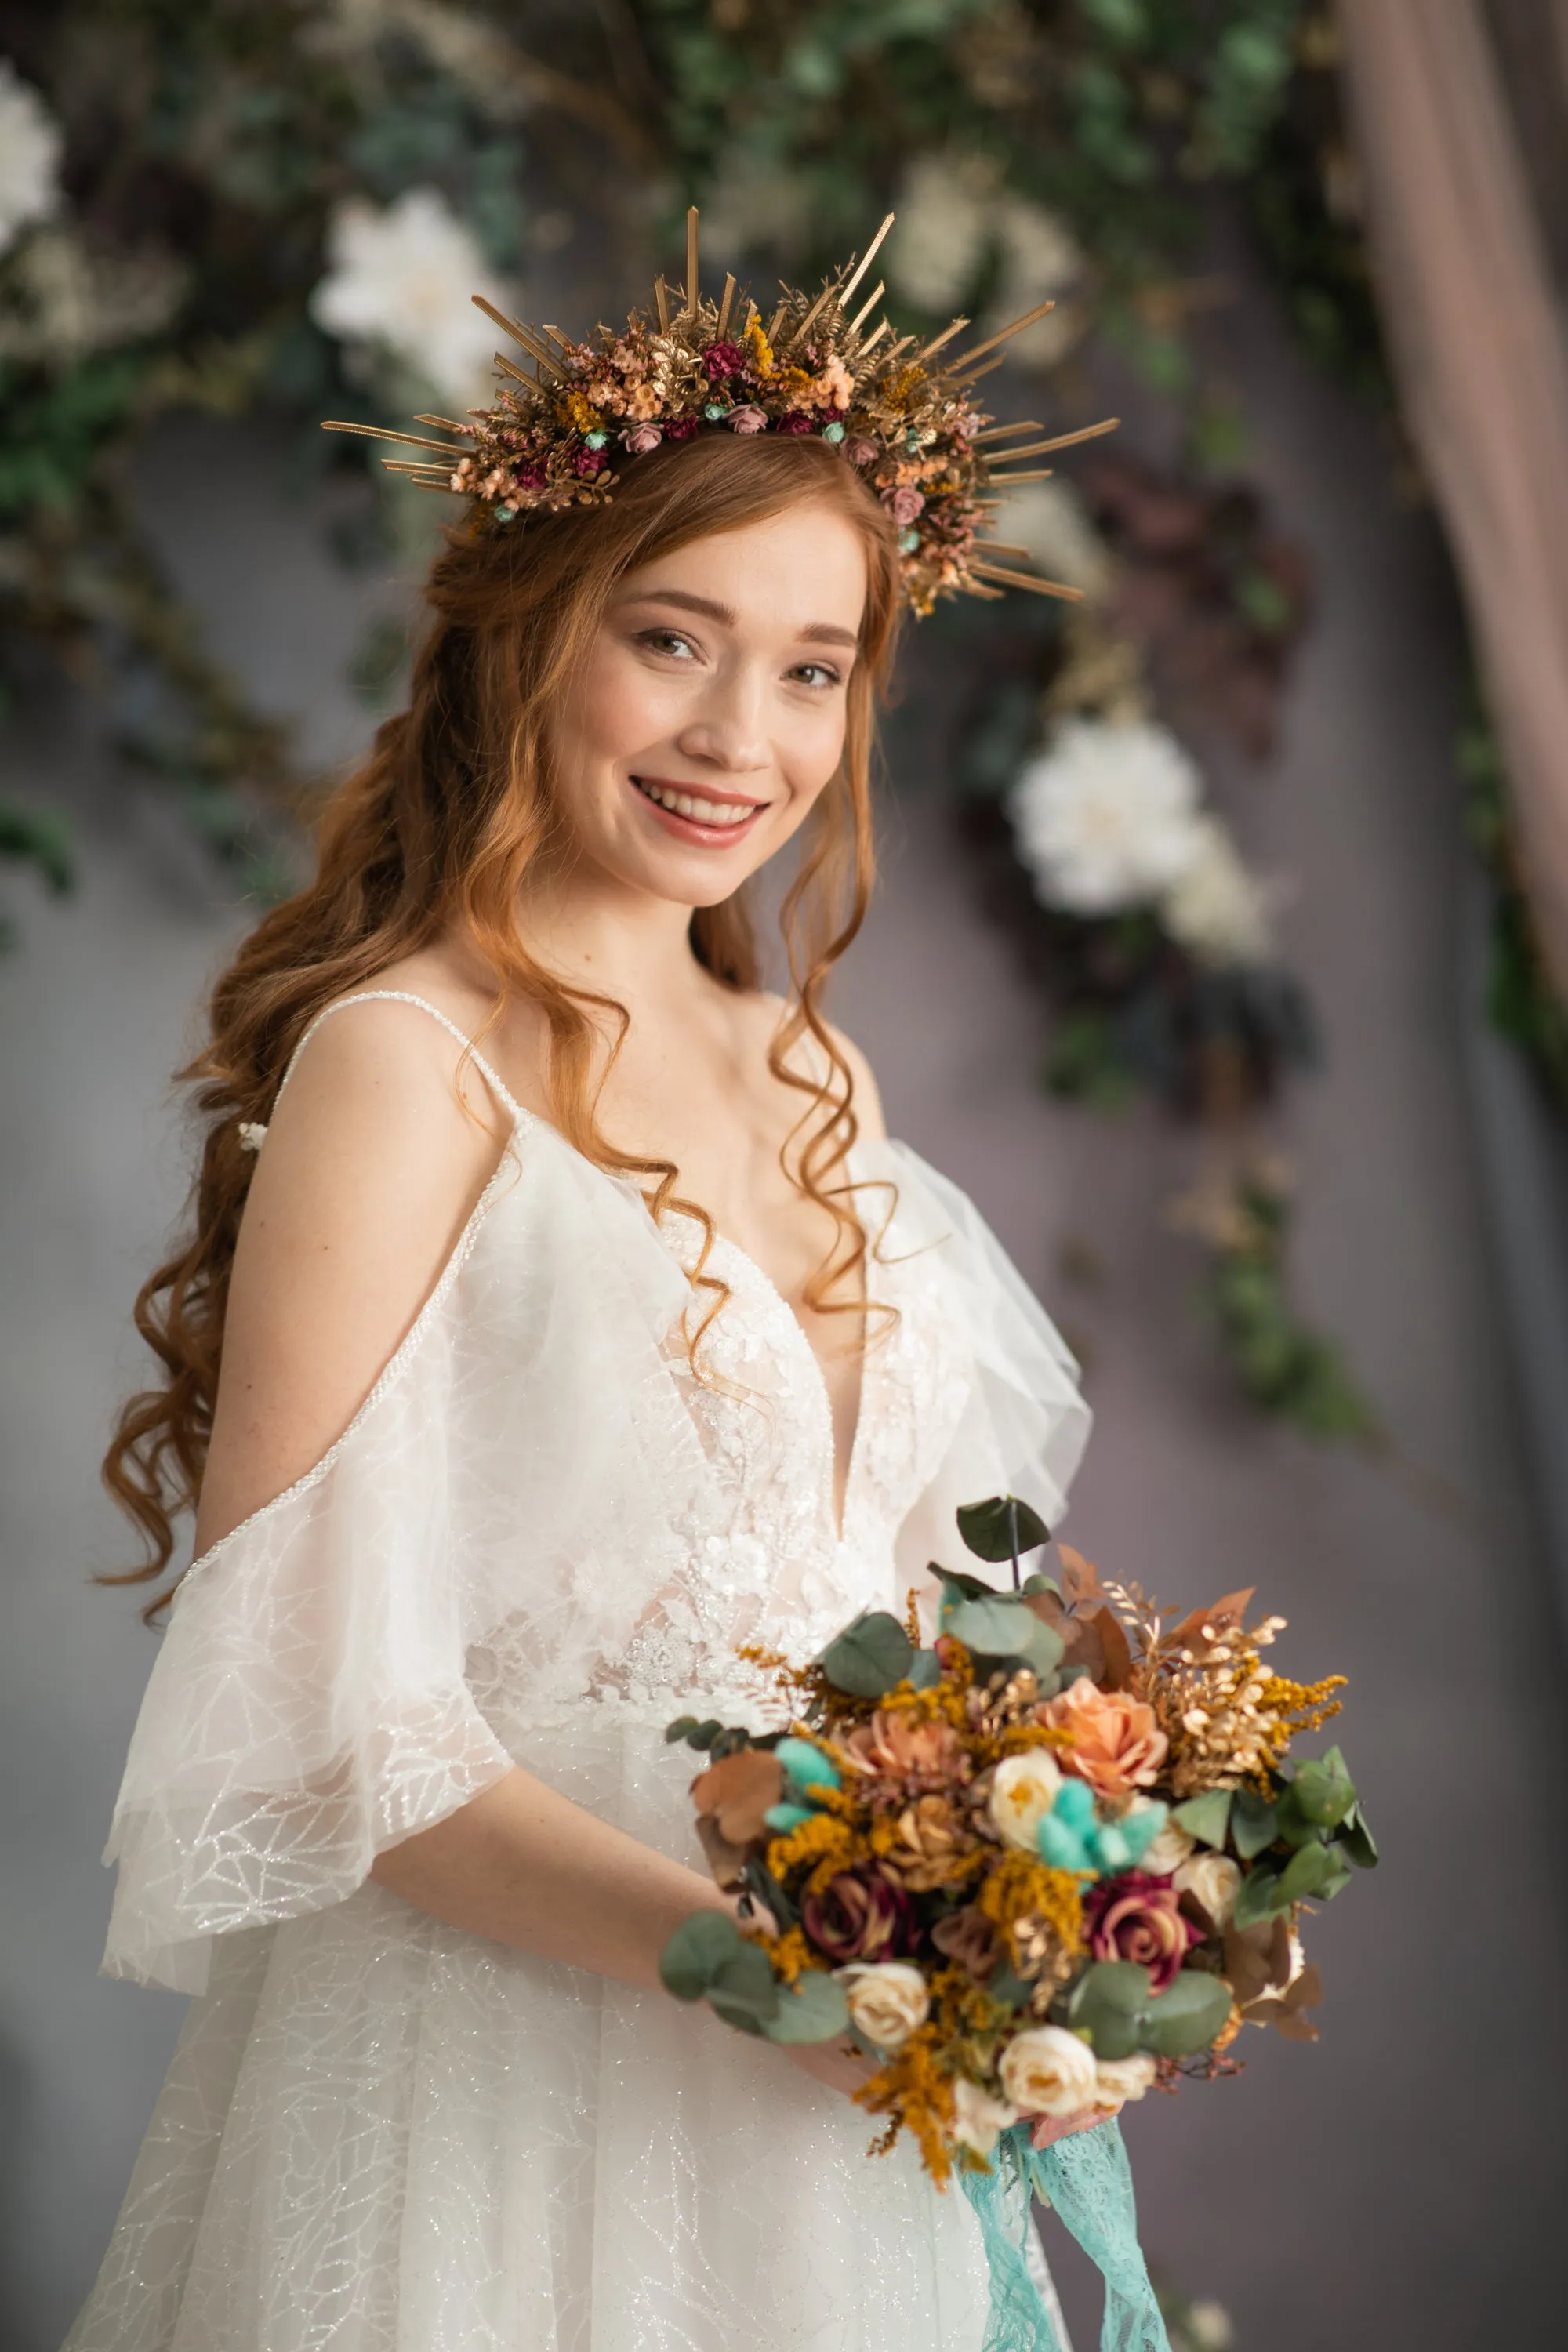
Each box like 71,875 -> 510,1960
4,0 -> 1556,1445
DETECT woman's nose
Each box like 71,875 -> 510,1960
675,663 -> 771,775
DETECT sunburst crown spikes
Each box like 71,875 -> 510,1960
321,206 -> 1118,616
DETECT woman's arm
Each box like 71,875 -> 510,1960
197,1000 -> 866,2086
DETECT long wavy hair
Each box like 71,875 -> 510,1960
102,433 -> 902,1617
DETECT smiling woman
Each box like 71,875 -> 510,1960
69,289 -> 1097,2352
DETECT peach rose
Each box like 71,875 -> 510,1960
1042,1678 -> 1168,1797
843,1710 -> 965,1781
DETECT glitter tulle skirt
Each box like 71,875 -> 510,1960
64,1708 -> 996,2352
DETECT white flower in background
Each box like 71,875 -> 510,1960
988,1749 -> 1064,1851
1089,2053 -> 1158,2112
0,60 -> 63,259
887,151 -> 996,313
1187,2303 -> 1236,2350
837,1962 -> 930,2050
987,195 -> 1087,369
1009,719 -> 1207,916
310,188 -> 510,406
999,2024 -> 1100,2118
1159,814 -> 1278,967
993,481 -> 1111,600
1173,1850 -> 1242,1929
951,2076 -> 1019,2158
0,226 -> 185,365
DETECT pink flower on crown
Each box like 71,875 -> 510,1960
845,437 -> 880,466
728,405 -> 768,434
621,422 -> 663,454
886,485 -> 926,526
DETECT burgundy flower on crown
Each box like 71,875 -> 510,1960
703,339 -> 746,379
662,412 -> 702,442
572,446 -> 608,477
512,463 -> 546,490
799,1866 -> 916,1963
775,412 -> 815,436
1083,1871 -> 1200,1994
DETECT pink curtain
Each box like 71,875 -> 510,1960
1337,0 -> 1568,995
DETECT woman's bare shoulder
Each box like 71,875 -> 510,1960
194,982 -> 510,1555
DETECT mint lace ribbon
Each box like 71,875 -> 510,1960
958,2118 -> 1169,2352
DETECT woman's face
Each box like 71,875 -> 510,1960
546,499 -> 869,909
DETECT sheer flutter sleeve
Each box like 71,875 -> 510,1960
100,1131 -> 708,1994
869,1141 -> 1093,1595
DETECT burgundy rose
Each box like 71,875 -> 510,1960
512,464 -> 546,490
572,446 -> 607,477
663,412 -> 702,441
800,1866 -> 916,1962
703,339 -> 746,379
1083,1870 -> 1200,1994
620,421 -> 664,454
775,412 -> 815,435
728,404 -> 768,434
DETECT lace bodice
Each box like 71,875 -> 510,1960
99,994 -> 1091,1993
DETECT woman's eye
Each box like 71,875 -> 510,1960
791,661 -> 842,690
640,630 -> 697,659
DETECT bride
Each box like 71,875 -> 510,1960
67,234 -> 1104,2350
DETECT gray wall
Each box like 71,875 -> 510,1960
5,259 -> 1565,2348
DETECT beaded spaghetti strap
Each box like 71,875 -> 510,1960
238,989 -> 525,1152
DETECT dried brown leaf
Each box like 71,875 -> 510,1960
691,1748 -> 784,1843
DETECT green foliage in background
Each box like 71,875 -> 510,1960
0,0 -> 1308,915
1459,690 -> 1568,1108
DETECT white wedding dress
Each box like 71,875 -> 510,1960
64,991 -> 1091,2352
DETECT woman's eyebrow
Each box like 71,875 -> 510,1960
619,586 -> 858,649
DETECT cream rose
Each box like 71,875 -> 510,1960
1090,2053 -> 1158,2113
1141,1819 -> 1196,1877
1174,1852 -> 1242,1929
998,2024 -> 1099,2118
837,1962 -> 930,2050
988,1751 -> 1063,1852
951,2076 -> 1019,2158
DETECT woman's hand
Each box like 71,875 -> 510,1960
1028,2104 -> 1114,2151
782,2035 -> 879,2101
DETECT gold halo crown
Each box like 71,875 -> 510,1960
325,209 -> 1117,617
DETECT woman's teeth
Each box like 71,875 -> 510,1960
633,778 -> 760,826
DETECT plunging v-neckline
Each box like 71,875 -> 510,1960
701,1229 -> 869,1546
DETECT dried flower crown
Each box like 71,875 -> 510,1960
324,209 -> 1117,617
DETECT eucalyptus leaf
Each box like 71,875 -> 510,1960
1274,1840 -> 1338,1907
1021,1573 -> 1061,1599
937,1566 -> 1000,1607
988,1960 -> 1034,2013
944,1596 -> 1065,1682
1061,1960 -> 1152,2060
1272,1788 -> 1324,1850
706,1937 -> 783,2035
907,1648 -> 942,1690
1291,1748 -> 1356,1828
1138,1969 -> 1233,2057
956,1494 -> 1051,1563
1172,1791 -> 1232,1850
664,1716 -> 699,1744
817,1610 -> 914,1698
1231,1860 -> 1289,1929
1336,1803 -> 1379,1870
687,1719 -> 724,1752
660,1910 -> 746,2001
1315,1852 -> 1354,1904
759,1969 -> 850,2044
1230,1790 -> 1279,1860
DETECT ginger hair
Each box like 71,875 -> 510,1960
101,433 -> 902,1617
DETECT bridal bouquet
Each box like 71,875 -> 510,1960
660,1496 -> 1374,2186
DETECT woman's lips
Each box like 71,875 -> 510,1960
630,773 -> 768,844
